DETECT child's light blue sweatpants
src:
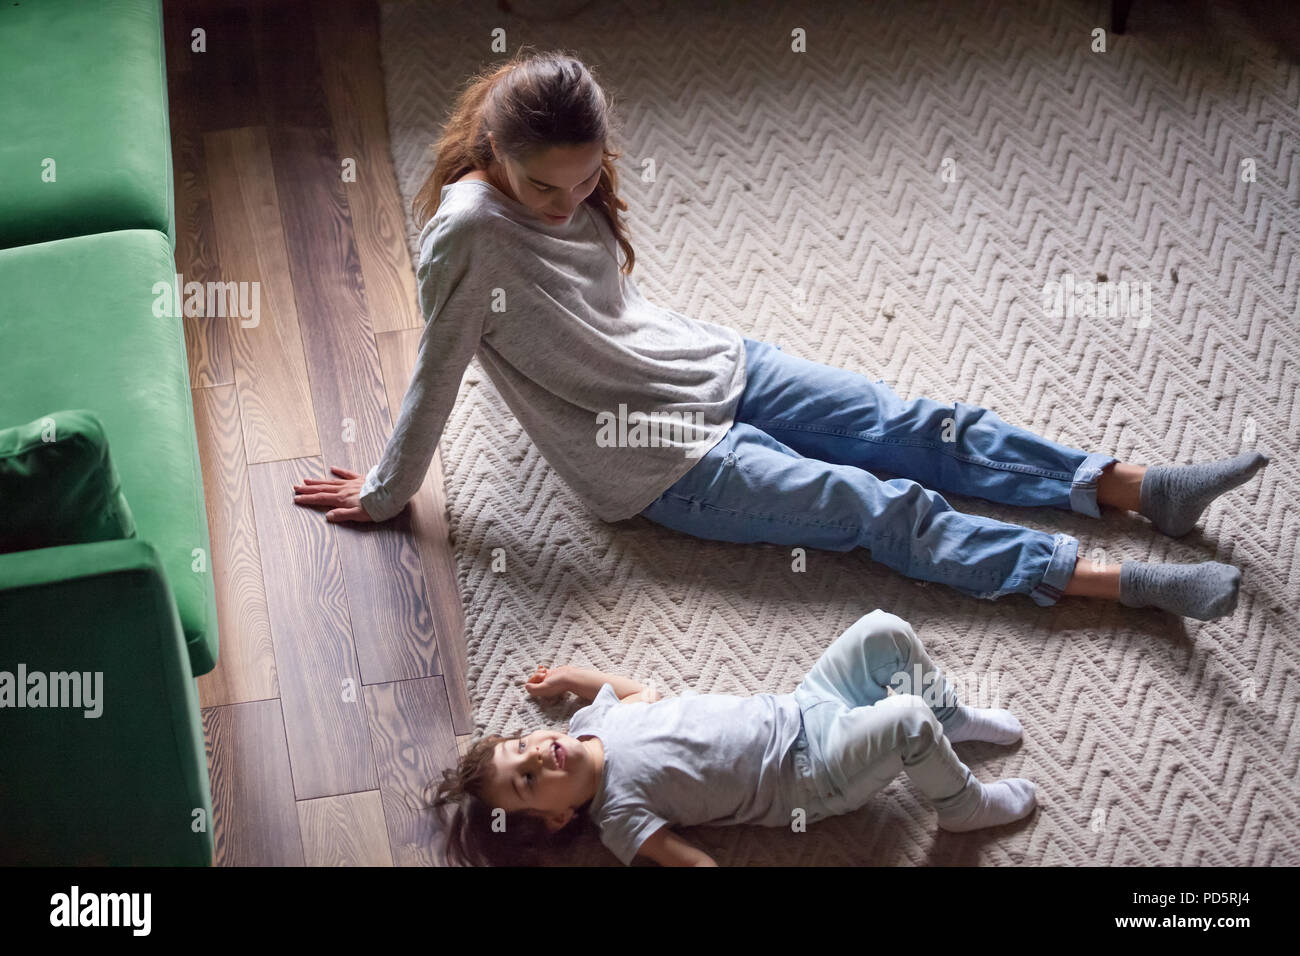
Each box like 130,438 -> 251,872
639,337 -> 1117,606
782,609 -> 986,822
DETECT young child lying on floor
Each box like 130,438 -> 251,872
430,609 -> 1037,866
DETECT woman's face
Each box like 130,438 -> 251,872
488,137 -> 605,224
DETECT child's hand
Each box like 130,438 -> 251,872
524,664 -> 575,699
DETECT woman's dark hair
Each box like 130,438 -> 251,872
411,47 -> 636,275
426,732 -> 590,866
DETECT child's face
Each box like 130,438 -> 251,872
485,729 -> 599,831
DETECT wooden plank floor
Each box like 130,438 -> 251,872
165,0 -> 471,866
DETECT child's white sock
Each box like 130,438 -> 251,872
944,705 -> 1022,745
936,778 -> 1037,832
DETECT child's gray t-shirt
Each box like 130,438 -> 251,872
568,682 -> 805,864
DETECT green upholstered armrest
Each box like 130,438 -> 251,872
0,538 -> 212,865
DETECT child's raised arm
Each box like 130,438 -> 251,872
524,665 -> 654,702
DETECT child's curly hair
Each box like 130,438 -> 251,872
426,732 -> 592,866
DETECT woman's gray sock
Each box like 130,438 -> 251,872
1118,561 -> 1242,620
1138,451 -> 1269,537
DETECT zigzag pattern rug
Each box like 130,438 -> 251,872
379,0 -> 1299,865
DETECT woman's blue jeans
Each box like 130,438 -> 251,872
638,338 -> 1118,606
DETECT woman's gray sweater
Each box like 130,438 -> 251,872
359,179 -> 747,523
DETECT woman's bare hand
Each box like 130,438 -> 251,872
291,466 -> 374,523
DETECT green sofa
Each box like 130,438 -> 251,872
0,0 -> 217,865
0,0 -> 176,250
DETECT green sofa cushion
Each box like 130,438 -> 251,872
0,410 -> 137,554
0,230 -> 217,676
0,0 -> 175,250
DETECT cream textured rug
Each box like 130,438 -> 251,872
379,0 -> 1299,865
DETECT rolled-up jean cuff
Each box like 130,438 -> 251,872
1069,452 -> 1119,518
1029,532 -> 1079,607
